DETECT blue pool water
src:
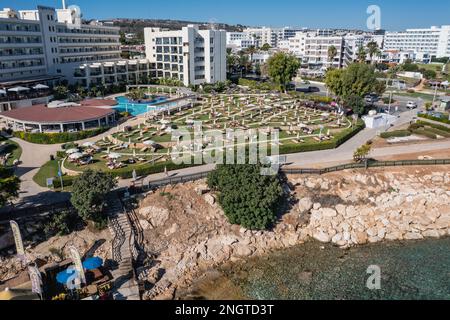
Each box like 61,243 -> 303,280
114,96 -> 170,116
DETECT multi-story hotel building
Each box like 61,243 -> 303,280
242,27 -> 302,48
384,25 -> 450,58
0,5 -> 122,85
144,25 -> 226,87
226,32 -> 257,52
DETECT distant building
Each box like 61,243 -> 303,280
144,25 -> 226,86
384,25 -> 450,58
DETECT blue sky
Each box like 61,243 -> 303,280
2,0 -> 449,31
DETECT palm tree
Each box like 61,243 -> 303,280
356,46 -> 367,63
245,46 -> 258,72
327,45 -> 338,68
367,41 -> 379,64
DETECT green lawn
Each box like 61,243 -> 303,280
33,160 -> 60,187
0,138 -> 22,167
395,92 -> 435,101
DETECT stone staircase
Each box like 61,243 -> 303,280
106,196 -> 140,300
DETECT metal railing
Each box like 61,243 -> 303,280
282,159 -> 450,175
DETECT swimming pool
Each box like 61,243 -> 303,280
114,96 -> 169,116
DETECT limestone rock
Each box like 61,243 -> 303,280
298,197 -> 313,214
204,194 -> 216,206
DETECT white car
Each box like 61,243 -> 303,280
406,101 -> 418,109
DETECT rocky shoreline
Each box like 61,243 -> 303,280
134,166 -> 450,300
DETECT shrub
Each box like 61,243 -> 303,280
416,121 -> 450,133
417,113 -> 450,125
44,210 -> 79,237
13,127 -> 109,144
380,130 -> 411,139
207,164 -> 283,230
411,128 -> 437,139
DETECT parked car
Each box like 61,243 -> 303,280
295,86 -> 320,93
364,94 -> 379,104
406,101 -> 418,109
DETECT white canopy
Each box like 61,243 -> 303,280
143,140 -> 155,146
82,141 -> 95,147
8,86 -> 30,92
69,152 -> 84,160
108,153 -> 121,159
66,148 -> 80,155
32,84 -> 49,90
0,89 -> 6,95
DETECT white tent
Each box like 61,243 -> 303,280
143,140 -> 155,146
108,153 -> 121,159
32,84 -> 49,90
66,148 -> 80,155
0,89 -> 6,95
82,142 -> 95,147
69,152 -> 84,160
8,86 -> 30,92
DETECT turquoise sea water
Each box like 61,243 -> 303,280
114,96 -> 170,116
186,239 -> 450,300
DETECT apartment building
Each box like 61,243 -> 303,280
226,32 -> 257,51
243,27 -> 302,48
384,25 -> 450,58
285,31 -> 384,69
0,5 -> 121,85
144,25 -> 226,87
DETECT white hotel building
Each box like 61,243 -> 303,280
144,25 -> 227,87
384,25 -> 450,58
0,5 -> 125,86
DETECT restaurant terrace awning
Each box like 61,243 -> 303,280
8,86 -> 30,93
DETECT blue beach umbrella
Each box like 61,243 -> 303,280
56,268 -> 77,285
82,257 -> 103,270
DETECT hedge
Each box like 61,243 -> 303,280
380,130 -> 411,139
424,127 -> 450,138
418,113 -> 450,125
279,122 -> 365,155
411,128 -> 437,139
13,127 -> 109,144
416,121 -> 450,133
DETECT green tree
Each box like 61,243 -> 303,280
353,143 -> 372,162
261,43 -> 271,51
0,167 -> 20,207
126,89 -> 146,101
366,41 -> 379,64
70,170 -> 117,223
207,164 -> 283,230
325,68 -> 345,98
267,52 -> 300,92
356,46 -> 367,63
345,95 -> 366,116
53,85 -> 69,100
325,63 -> 379,103
327,45 -> 338,68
